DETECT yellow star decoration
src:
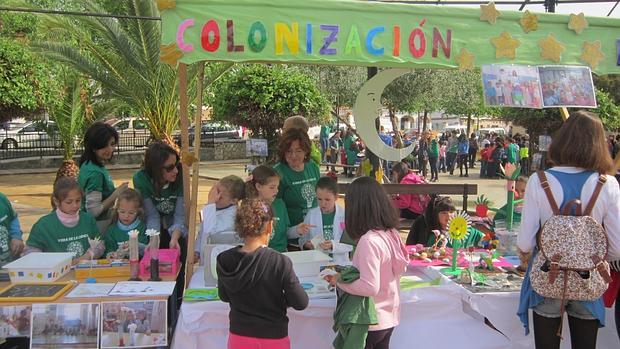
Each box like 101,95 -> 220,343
538,34 -> 565,63
568,13 -> 589,34
159,43 -> 183,67
580,41 -> 605,69
156,0 -> 176,11
480,2 -> 501,24
490,32 -> 521,59
519,10 -> 539,33
455,48 -> 475,70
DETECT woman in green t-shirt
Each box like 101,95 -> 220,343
25,177 -> 103,262
406,196 -> 483,248
132,141 -> 186,250
77,122 -> 129,233
273,129 -> 320,228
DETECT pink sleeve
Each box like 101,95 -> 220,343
337,237 -> 382,297
393,193 -> 411,209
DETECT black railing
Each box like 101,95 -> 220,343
0,131 -> 153,161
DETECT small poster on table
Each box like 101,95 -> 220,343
539,66 -> 597,108
101,300 -> 167,348
0,305 -> 31,338
30,303 -> 100,349
481,65 -> 542,109
246,138 -> 268,157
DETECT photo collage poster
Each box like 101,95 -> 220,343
30,303 -> 100,349
481,65 -> 597,109
482,65 -> 543,109
1,300 -> 167,349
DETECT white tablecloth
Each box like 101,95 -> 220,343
172,267 -> 619,349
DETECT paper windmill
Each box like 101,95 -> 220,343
447,211 -> 472,242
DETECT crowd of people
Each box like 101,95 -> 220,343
1,110 -> 620,349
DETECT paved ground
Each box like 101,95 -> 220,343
0,160 -> 511,236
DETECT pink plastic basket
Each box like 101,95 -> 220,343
139,248 -> 180,278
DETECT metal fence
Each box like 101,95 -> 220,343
0,131 -> 153,161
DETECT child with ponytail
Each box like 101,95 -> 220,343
217,198 -> 308,349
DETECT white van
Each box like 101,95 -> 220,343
478,127 -> 506,137
443,125 -> 467,135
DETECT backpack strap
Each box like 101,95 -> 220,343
583,174 -> 607,216
537,171 -> 560,215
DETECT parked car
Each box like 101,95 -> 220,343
109,118 -> 152,148
173,122 -> 240,146
0,121 -> 60,149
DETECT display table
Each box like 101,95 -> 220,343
172,267 -> 620,349
172,267 -> 511,349
424,267 -> 620,349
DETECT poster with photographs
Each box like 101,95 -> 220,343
246,138 -> 268,157
481,65 -> 543,108
101,300 -> 167,348
30,303 -> 99,349
539,66 -> 597,108
0,305 -> 31,338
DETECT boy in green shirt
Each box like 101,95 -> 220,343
0,193 -> 25,266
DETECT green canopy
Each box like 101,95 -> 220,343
159,0 -> 620,75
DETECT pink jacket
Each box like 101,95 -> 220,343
337,229 -> 409,331
392,172 -> 429,214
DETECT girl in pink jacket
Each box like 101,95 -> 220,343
391,162 -> 430,220
328,176 -> 409,348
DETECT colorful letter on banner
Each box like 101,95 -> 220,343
160,0 -> 620,75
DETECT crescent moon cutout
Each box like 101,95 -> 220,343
353,69 -> 416,161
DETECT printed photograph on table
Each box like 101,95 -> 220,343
481,65 -> 542,109
0,305 -> 31,338
101,300 -> 167,348
539,65 -> 597,108
30,303 -> 99,349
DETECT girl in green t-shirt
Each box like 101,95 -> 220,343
25,177 -> 103,262
104,189 -> 149,259
246,165 -> 296,253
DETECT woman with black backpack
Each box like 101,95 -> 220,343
516,111 -> 620,349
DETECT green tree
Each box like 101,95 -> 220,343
297,65 -> 366,128
30,0 -> 230,143
593,74 -> 620,105
0,0 -> 62,122
210,64 -> 331,153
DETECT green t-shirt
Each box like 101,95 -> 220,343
104,220 -> 149,255
322,211 -> 336,241
27,212 -> 100,258
493,205 -> 522,226
320,125 -> 331,138
78,161 -> 116,219
133,170 -> 182,215
274,161 -> 320,226
507,143 -> 519,164
0,193 -> 17,266
427,227 -> 484,248
269,199 -> 290,252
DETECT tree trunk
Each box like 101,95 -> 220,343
388,107 -> 403,148
332,109 -> 358,138
466,114 -> 472,137
422,110 -> 428,132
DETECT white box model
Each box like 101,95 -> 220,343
283,250 -> 332,278
3,252 -> 74,283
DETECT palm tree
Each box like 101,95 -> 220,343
50,72 -> 90,182
31,0 -> 230,144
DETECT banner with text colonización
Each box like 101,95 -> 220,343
159,0 -> 620,75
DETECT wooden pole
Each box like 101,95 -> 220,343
178,64 -> 191,223
560,107 -> 570,121
185,62 -> 205,287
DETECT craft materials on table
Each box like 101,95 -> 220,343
108,281 -> 176,296
0,282 -> 74,302
407,246 -> 515,268
65,283 -> 116,298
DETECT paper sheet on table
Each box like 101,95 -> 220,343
108,281 -> 176,296
65,283 -> 115,298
